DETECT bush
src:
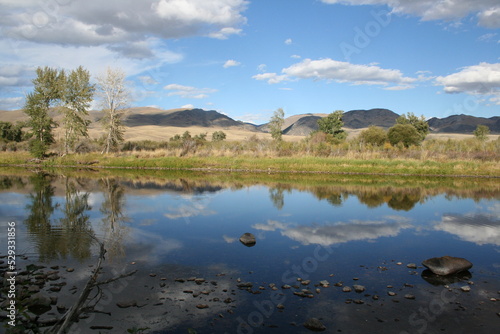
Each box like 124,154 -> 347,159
359,126 -> 387,146
387,124 -> 422,148
212,131 -> 226,142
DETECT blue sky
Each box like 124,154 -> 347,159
0,0 -> 499,124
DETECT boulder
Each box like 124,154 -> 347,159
239,233 -> 256,247
303,318 -> 326,331
422,256 -> 472,276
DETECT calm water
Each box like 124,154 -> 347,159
0,171 -> 499,333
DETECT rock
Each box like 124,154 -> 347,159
387,291 -> 397,296
342,286 -> 352,292
301,280 -> 311,285
27,293 -> 52,315
196,304 -> 209,309
422,256 -> 473,276
237,282 -> 253,289
404,294 -> 415,300
460,286 -> 471,292
421,269 -> 472,286
239,233 -> 256,247
406,263 -> 417,269
116,300 -> 137,308
319,280 -> 329,287
303,318 -> 326,332
277,303 -> 285,309
353,285 -> 365,293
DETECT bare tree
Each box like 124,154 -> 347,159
96,67 -> 130,154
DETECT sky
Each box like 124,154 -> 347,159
0,0 -> 499,124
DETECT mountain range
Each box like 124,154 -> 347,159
1,107 -> 499,136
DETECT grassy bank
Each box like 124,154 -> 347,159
0,151 -> 498,177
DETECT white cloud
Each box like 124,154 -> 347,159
321,0 -> 500,28
181,104 -> 195,109
435,62 -> 500,103
257,64 -> 267,72
0,96 -> 23,110
254,58 -> 416,88
252,72 -> 290,84
435,214 -> 500,246
223,59 -> 241,68
164,83 -> 217,99
285,38 -> 292,45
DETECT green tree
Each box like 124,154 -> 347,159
0,121 -> 23,142
269,108 -> 285,141
473,125 -> 490,141
24,67 -> 64,158
317,110 -> 346,140
396,112 -> 429,142
212,130 -> 226,142
387,124 -> 421,147
60,66 -> 95,154
359,126 -> 387,146
97,67 -> 130,154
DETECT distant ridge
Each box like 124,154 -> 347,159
428,114 -> 500,134
343,108 -> 399,129
124,107 -> 257,130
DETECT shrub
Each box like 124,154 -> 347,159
387,124 -> 422,148
359,126 -> 387,146
212,131 -> 226,142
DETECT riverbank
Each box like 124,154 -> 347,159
0,151 -> 499,178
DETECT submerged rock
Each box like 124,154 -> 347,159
422,256 -> 473,276
421,269 -> 472,286
303,318 -> 326,332
239,233 -> 256,247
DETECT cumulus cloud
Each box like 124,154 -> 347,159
321,0 -> 500,28
435,62 -> 500,103
254,58 -> 415,89
285,38 -> 292,45
1,0 -> 248,45
164,83 -> 217,99
223,59 -> 241,68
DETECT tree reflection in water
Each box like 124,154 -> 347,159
24,173 -> 93,262
99,178 -> 129,260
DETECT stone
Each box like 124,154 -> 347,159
422,256 -> 473,276
319,280 -> 329,287
27,293 -> 52,315
116,300 -> 137,308
406,263 -> 417,269
460,286 -> 471,292
353,285 -> 365,293
303,318 -> 326,332
404,294 -> 415,300
342,286 -> 352,292
239,233 -> 256,247
196,304 -> 209,309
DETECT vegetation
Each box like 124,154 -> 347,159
269,108 -> 285,141
317,110 -> 346,140
474,125 -> 490,141
387,124 -> 421,148
24,67 -> 63,158
359,126 -> 387,146
395,112 -> 429,142
96,67 -> 130,154
60,66 -> 95,154
212,130 -> 226,142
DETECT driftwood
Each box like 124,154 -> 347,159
47,236 -> 136,334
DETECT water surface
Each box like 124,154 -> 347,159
0,171 -> 499,333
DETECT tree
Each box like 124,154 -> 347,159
60,66 -> 95,154
24,67 -> 64,158
473,125 -> 490,141
396,112 -> 429,142
359,126 -> 387,146
317,110 -> 346,140
212,130 -> 226,142
96,67 -> 130,154
0,121 -> 23,142
387,124 -> 421,147
269,108 -> 285,141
